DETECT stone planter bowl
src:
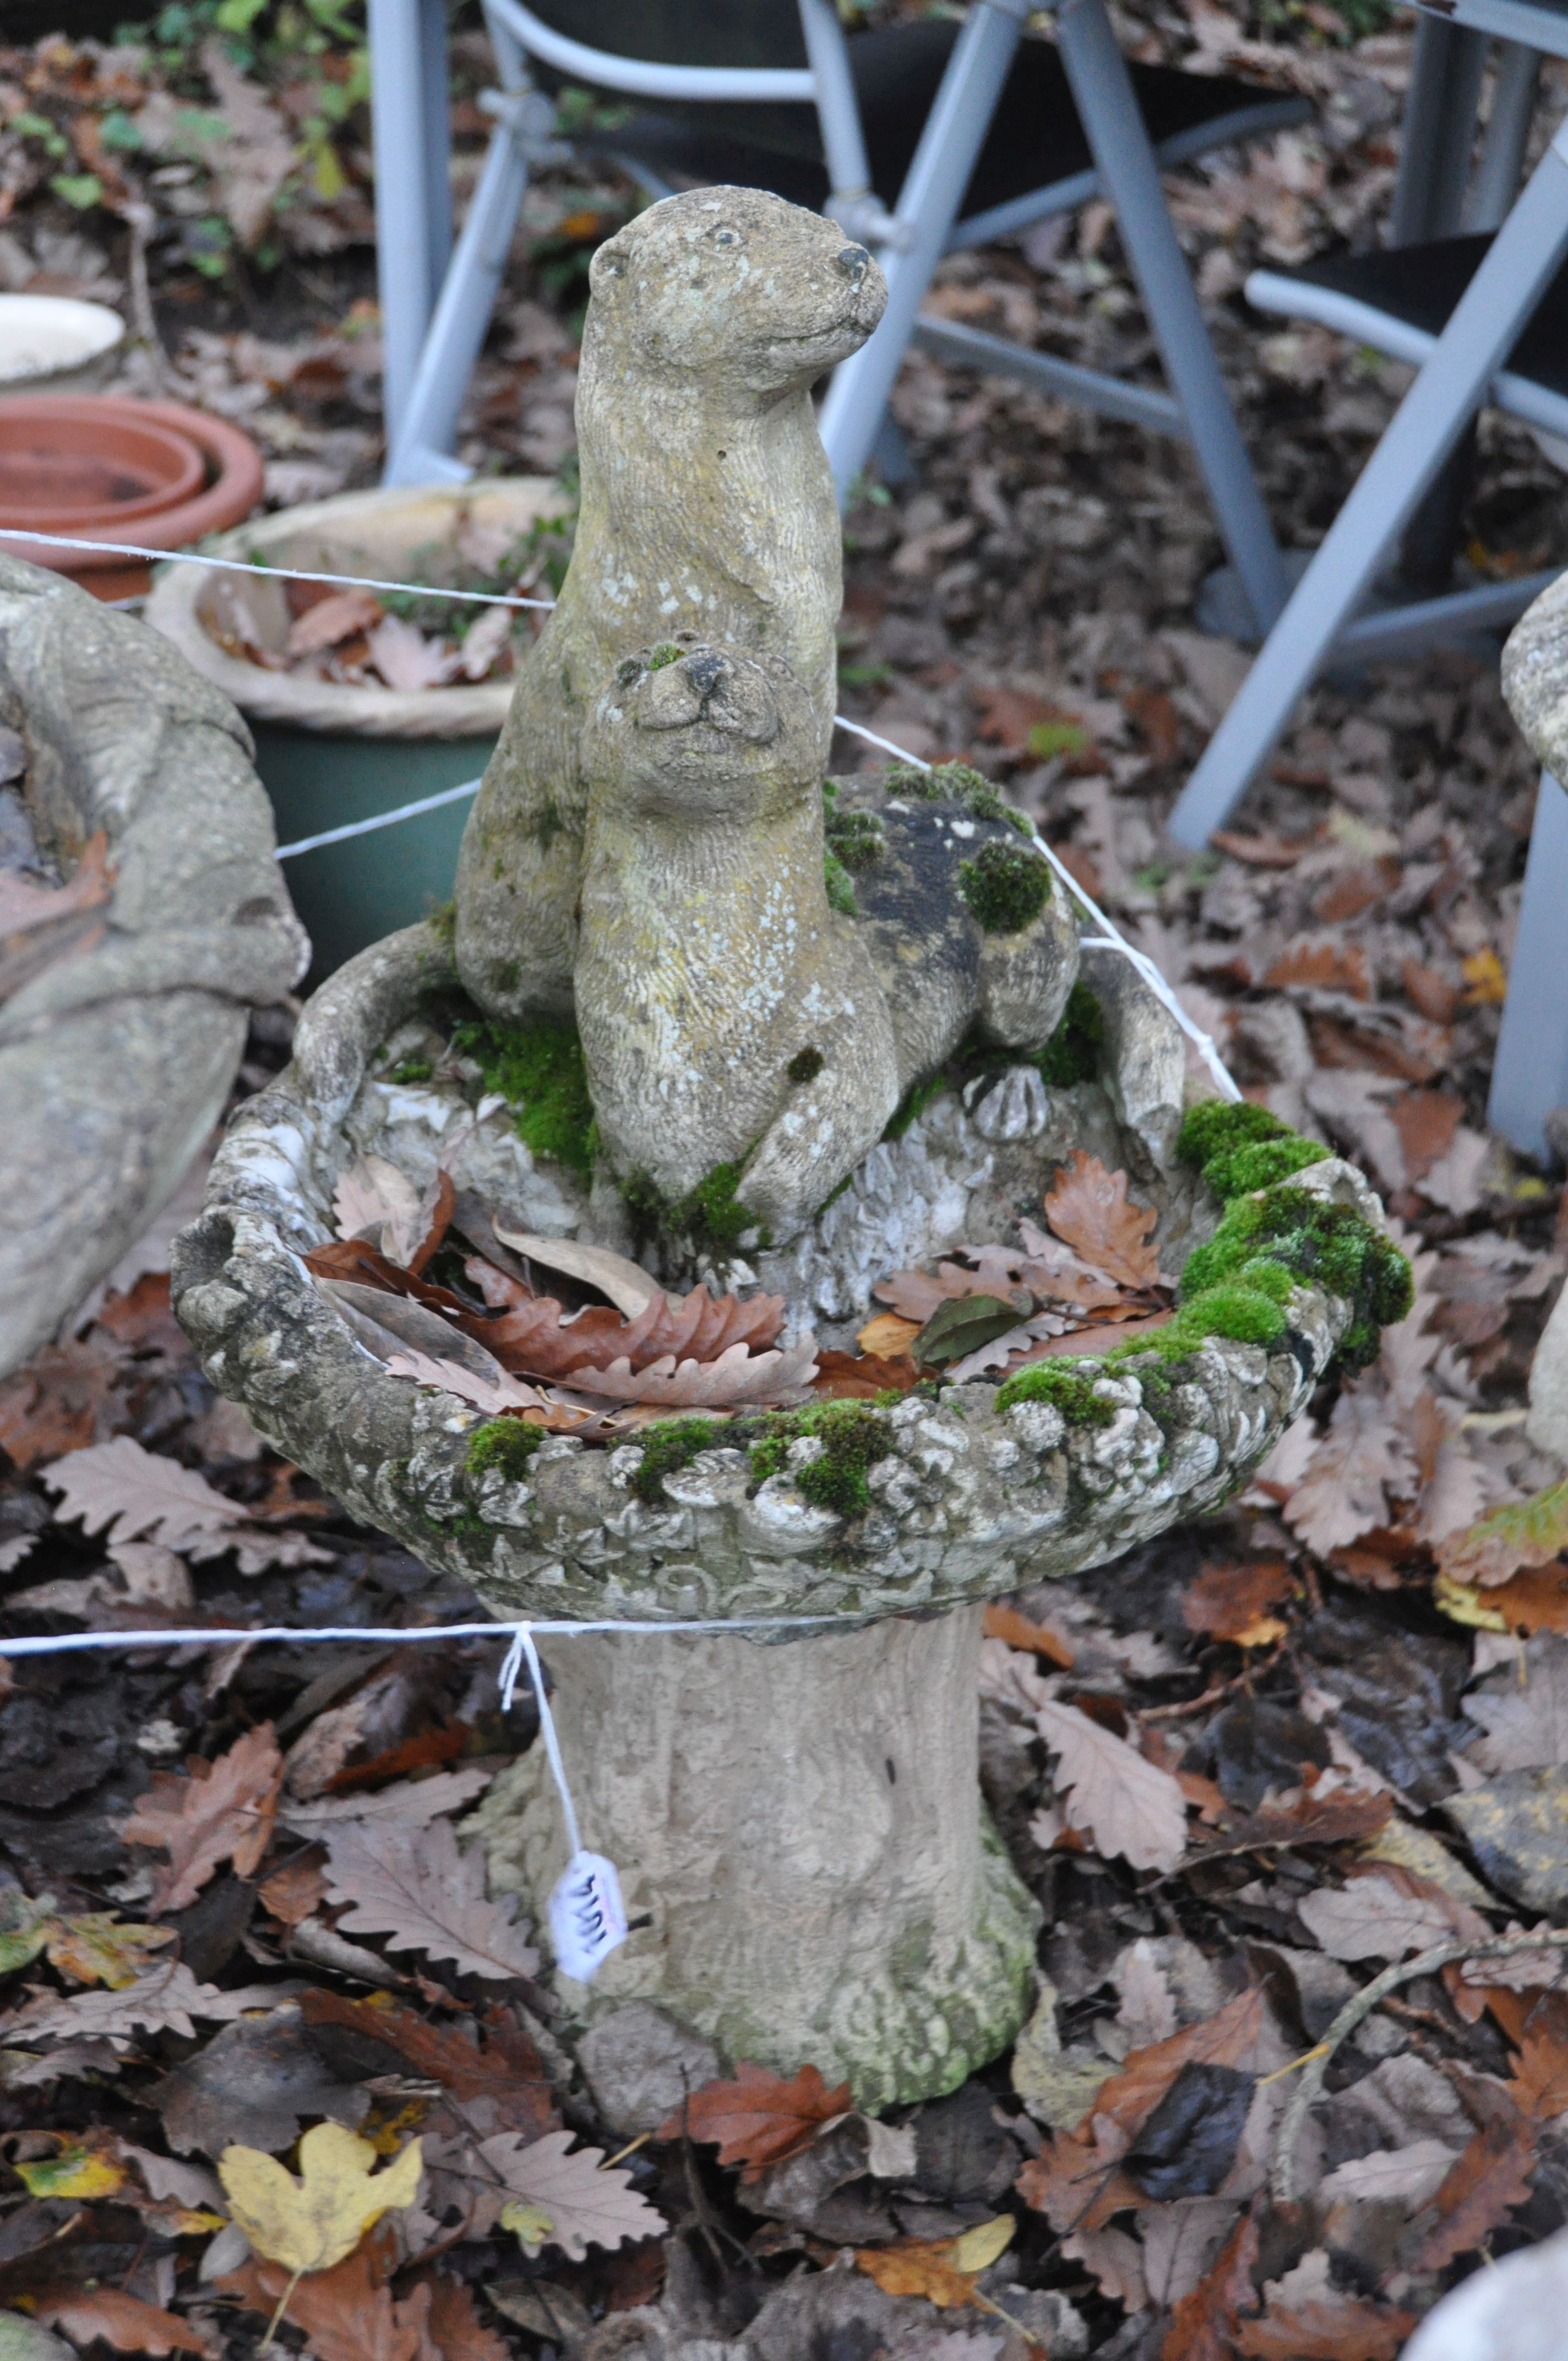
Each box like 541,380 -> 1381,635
0,554 -> 307,1377
173,915 -> 1397,2107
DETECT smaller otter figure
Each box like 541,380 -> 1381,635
574,644 -> 901,1243
575,652 -> 1083,1245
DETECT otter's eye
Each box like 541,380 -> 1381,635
711,227 -> 742,248
616,657 -> 643,687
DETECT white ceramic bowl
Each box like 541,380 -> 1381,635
0,293 -> 124,393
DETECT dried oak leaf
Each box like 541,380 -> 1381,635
1508,1996 -> 1568,2121
1034,1698 -> 1186,1873
40,1435 -> 326,1574
120,1722 -> 282,1913
1162,2206 -> 1260,2361
1402,2096 -> 1537,2273
982,1602 -> 1074,1670
0,1336 -> 128,1470
300,1989 -> 557,2135
427,2128 -> 663,2256
1182,1561 -> 1295,1647
382,1348 -> 580,1426
1235,2296 -> 1414,2359
1295,1867 -> 1488,1965
1041,1151 -> 1160,1290
464,1265 -> 786,1380
43,1913 -> 177,1989
219,2247 -> 431,2361
27,2287 -> 205,2357
1438,1478 -> 1568,1588
1281,1381 -> 1418,1558
287,587 -> 385,660
812,1350 -> 924,1399
656,2060 -> 851,2178
221,2124 -> 424,2275
322,1814 -> 539,1982
851,2244 -> 984,2311
579,1339 -> 820,1410
280,1765 -> 496,1838
1,1960 -> 274,2050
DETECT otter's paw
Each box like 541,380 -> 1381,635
963,1064 -> 1048,1143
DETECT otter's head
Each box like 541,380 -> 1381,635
585,187 -> 886,398
590,642 -> 824,822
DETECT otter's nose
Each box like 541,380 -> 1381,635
835,244 -> 870,286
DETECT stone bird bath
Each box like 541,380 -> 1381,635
174,188 -> 1408,2107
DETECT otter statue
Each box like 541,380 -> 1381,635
574,645 -> 1081,1241
454,184 -> 886,1024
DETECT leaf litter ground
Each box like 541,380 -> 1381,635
7,2 -> 1568,2354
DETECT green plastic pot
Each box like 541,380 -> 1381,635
251,722 -> 493,981
145,479 -> 568,980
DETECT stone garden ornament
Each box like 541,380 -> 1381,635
175,187 -> 1411,2107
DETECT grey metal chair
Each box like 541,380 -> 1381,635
1163,6 -> 1568,1158
368,0 -> 1309,633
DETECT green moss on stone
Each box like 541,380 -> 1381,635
959,839 -> 1053,935
450,1013 -> 596,1178
824,846 -> 859,916
1177,1100 -> 1328,1200
995,1361 -> 1116,1425
1035,980 -> 1104,1088
624,1160 -> 768,1254
884,1068 -> 948,1141
788,1045 -> 825,1085
748,1401 -> 892,1518
823,798 -> 887,874
630,1415 -> 728,1505
1179,1185 -> 1412,1373
466,1419 -> 545,1482
648,643 -> 682,670
883,760 -> 1032,836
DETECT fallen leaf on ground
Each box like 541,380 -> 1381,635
367,613 -> 458,691
1438,1479 -> 1568,1587
1236,2295 -> 1413,2358
656,2059 -> 851,2177
219,2122 -> 424,2273
428,2128 -> 663,2255
287,587 -> 384,659
300,1989 -> 557,2132
1,1961 -> 274,2052
120,1722 -> 282,1913
1041,1150 -> 1161,1289
322,1813 -> 540,1981
1295,1868 -> 1488,1963
488,1227 -> 660,1316
1182,1560 -> 1295,1646
218,2244 -> 428,2361
28,2288 -> 204,2356
39,1434 -> 325,1573
983,1601 -> 1074,1669
1034,1697 -> 1187,1872
1403,2094 -> 1536,2272
1163,2206 -> 1260,2361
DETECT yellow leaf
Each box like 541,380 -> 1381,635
218,2125 -> 423,2275
16,2141 -> 127,2199
1461,948 -> 1507,1005
1231,1613 -> 1289,1651
500,2201 -> 554,2253
945,2215 -> 1015,2275
308,136 -> 345,202
856,1312 -> 921,1359
45,1914 -> 177,1989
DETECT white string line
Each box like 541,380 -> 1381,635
0,1613 -> 843,1663
502,1626 -> 580,1851
276,775 -> 484,859
0,524 -> 555,610
6,524 -> 1238,1094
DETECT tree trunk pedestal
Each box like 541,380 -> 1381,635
473,1606 -> 1040,2110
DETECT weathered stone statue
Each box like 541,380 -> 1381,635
177,184 -> 1408,2110
455,186 -> 883,1025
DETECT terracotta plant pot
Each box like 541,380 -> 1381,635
0,394 -> 265,598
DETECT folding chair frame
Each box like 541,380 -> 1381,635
368,0 -> 1297,630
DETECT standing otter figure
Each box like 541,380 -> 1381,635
454,187 -> 887,1025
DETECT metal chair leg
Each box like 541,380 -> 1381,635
1167,116 -> 1568,849
816,0 -> 1029,500
1055,0 -> 1287,638
1489,771 -> 1568,1158
369,0 -> 449,455
1389,12 -> 1489,244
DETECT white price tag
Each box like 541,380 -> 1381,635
548,1849 -> 628,1984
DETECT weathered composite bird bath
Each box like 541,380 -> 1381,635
175,189 -> 1406,2107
